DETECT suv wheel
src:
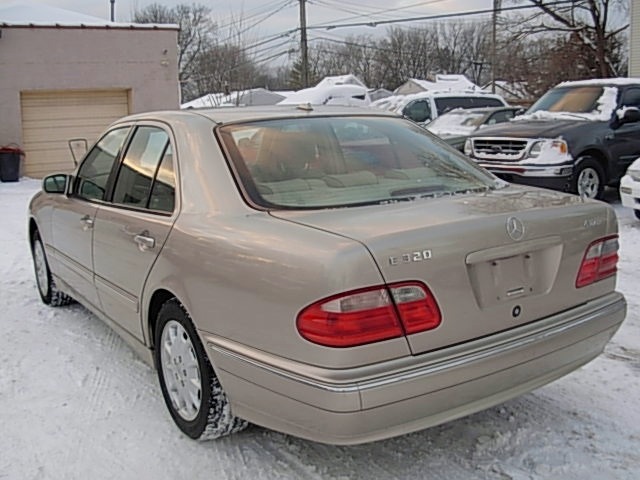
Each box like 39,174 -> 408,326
573,157 -> 604,200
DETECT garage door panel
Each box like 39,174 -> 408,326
22,104 -> 128,122
21,90 -> 129,177
23,125 -> 108,144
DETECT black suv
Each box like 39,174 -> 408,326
463,79 -> 640,199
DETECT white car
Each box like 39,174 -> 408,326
620,157 -> 640,219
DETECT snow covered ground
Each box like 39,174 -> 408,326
1,179 -> 638,480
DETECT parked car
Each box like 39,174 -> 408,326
29,106 -> 626,445
620,157 -> 640,219
371,90 -> 509,125
463,79 -> 640,199
427,106 -> 524,150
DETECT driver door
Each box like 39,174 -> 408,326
50,127 -> 130,310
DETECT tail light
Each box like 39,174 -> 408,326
576,235 -> 619,288
296,282 -> 441,348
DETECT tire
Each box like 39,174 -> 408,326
572,157 -> 605,200
31,230 -> 74,307
155,299 -> 248,440
635,209 -> 640,220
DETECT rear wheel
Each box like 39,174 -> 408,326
155,299 -> 248,440
31,230 -> 73,307
572,157 -> 604,200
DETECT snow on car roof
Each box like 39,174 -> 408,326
277,85 -> 369,106
557,78 -> 640,88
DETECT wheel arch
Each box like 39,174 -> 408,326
28,218 -> 38,247
147,288 -> 178,352
576,149 -> 610,181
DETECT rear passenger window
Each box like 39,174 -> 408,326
149,145 -> 176,212
112,126 -> 175,212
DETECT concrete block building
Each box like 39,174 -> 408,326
0,2 -> 179,177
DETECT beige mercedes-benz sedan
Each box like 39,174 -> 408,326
28,106 -> 626,445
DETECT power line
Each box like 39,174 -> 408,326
305,0 -> 584,30
310,0 -> 452,26
219,0 -> 296,43
214,0 -> 293,31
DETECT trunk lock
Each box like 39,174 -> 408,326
512,305 -> 522,318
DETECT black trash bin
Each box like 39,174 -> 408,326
0,146 -> 24,182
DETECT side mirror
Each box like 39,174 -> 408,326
43,174 -> 71,194
617,106 -> 640,125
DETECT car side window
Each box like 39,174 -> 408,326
403,100 -> 432,123
148,144 -> 176,213
621,87 -> 640,108
112,126 -> 170,209
75,128 -> 130,201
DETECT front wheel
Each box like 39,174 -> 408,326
572,157 -> 605,200
155,299 -> 248,440
31,230 -> 73,307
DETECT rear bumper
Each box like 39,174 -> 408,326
204,292 -> 626,445
620,174 -> 640,210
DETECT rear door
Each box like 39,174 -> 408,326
92,124 -> 178,340
50,127 -> 130,310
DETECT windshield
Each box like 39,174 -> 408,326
428,111 -> 486,130
528,86 -> 604,114
219,116 -> 500,209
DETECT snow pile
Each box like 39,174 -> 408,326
1,180 -> 639,479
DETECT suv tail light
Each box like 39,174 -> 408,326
576,235 -> 619,288
296,282 -> 441,347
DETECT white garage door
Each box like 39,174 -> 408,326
21,90 -> 129,178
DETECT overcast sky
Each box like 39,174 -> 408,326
1,0 -> 495,68
1,1 -> 494,30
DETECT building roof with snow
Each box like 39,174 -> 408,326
0,1 -> 177,29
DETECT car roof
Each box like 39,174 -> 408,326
556,78 -> 640,88
116,105 -> 399,126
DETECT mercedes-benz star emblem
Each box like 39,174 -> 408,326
506,216 -> 525,241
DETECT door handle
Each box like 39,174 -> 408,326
80,214 -> 94,230
134,231 -> 156,251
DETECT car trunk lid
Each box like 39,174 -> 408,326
270,186 -> 617,355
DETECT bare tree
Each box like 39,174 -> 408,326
133,3 -> 217,99
505,0 -> 628,77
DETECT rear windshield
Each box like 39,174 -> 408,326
434,97 -> 504,115
218,116 -> 500,210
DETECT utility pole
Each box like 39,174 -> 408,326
299,0 -> 309,88
491,0 -> 501,93
110,0 -> 115,22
